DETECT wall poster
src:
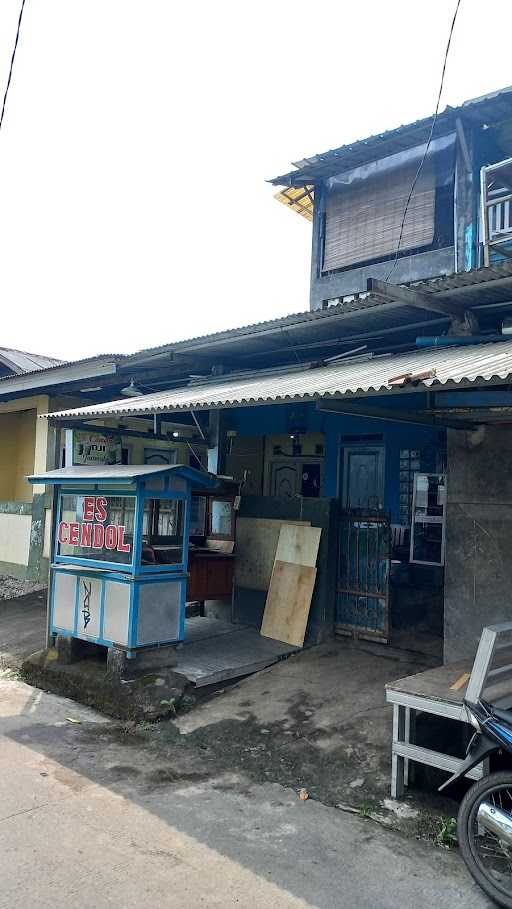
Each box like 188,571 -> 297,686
72,431 -> 122,466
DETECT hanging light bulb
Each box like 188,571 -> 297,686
120,379 -> 144,397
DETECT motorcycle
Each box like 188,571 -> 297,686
440,698 -> 512,907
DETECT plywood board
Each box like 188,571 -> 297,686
235,518 -> 310,591
261,560 -> 317,648
274,524 -> 321,568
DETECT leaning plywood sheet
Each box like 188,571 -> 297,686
261,560 -> 317,647
274,524 -> 321,568
235,518 -> 310,591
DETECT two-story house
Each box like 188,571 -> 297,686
271,85 -> 512,308
15,85 -> 512,670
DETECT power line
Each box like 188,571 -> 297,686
0,0 -> 28,134
385,0 -> 463,281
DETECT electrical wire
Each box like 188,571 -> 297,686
385,0 -> 463,281
185,439 -> 210,473
0,0 -> 28,134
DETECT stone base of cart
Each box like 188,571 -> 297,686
22,645 -> 187,721
22,615 -> 299,720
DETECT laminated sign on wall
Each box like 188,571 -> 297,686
73,431 -> 122,466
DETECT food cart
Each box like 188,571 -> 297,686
27,464 -> 219,658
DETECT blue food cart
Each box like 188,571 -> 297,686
28,464 -> 218,657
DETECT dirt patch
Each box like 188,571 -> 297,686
0,576 -> 46,601
134,639 -> 462,838
155,697 -> 388,808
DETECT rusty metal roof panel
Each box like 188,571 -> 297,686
45,340 -> 512,420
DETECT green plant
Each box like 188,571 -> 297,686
436,815 -> 458,847
358,802 -> 373,818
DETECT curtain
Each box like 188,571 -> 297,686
322,160 -> 436,272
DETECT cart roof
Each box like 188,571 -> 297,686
27,463 -> 218,489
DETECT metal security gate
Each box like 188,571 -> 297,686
335,513 -> 390,642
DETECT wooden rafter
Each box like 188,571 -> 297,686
367,278 -> 467,319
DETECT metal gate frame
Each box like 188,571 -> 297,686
335,510 -> 391,643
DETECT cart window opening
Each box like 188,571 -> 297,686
143,498 -> 185,565
58,494 -> 135,565
210,499 -> 233,537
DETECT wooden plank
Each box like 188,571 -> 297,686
261,560 -> 317,647
367,277 -> 464,318
274,525 -> 321,568
450,672 -> 471,691
386,660 -> 473,704
234,518 -> 309,592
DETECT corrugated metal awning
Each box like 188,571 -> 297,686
44,341 -> 512,421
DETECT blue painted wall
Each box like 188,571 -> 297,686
225,398 -> 444,523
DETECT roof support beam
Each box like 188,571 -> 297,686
455,117 -> 472,174
367,278 -> 466,319
316,399 -> 475,430
47,418 -> 206,443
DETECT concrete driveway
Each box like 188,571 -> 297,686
0,674 -> 491,909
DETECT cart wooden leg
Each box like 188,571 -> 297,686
391,704 -> 406,799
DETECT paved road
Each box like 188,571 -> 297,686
0,675 -> 492,909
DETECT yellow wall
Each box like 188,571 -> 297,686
0,409 -> 37,501
0,413 -> 19,499
15,409 -> 37,500
0,395 -> 51,502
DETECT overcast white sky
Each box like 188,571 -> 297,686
0,1 -> 510,361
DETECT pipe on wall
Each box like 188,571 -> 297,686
416,334 -> 506,348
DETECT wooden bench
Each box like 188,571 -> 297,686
386,622 -> 512,799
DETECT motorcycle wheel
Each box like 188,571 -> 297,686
458,771 -> 512,908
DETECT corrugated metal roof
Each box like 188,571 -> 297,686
45,340 -> 512,420
0,353 -> 126,385
124,262 -> 512,365
0,347 -> 65,375
269,86 -> 512,187
5,262 -> 512,395
27,464 -> 217,486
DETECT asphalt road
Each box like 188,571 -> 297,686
0,674 -> 492,909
